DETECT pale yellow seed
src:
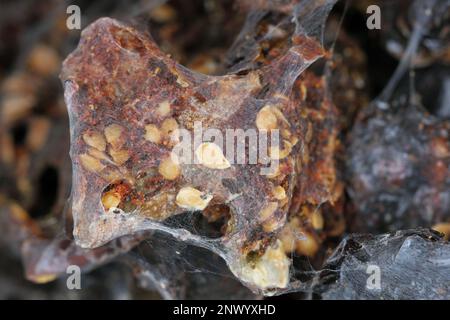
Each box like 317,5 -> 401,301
195,142 -> 231,169
27,117 -> 51,151
175,186 -> 212,211
296,232 -> 319,257
1,95 -> 35,123
27,44 -> 59,76
156,100 -> 171,117
305,121 -> 313,143
176,76 -> 189,88
281,129 -> 291,139
247,71 -> 262,89
161,118 -> 179,144
262,216 -> 285,233
104,124 -> 124,148
300,83 -> 307,100
279,225 -> 296,253
10,203 -> 29,222
31,274 -> 58,284
302,145 -> 310,164
431,138 -> 450,158
270,140 -> 293,160
256,106 -> 278,131
161,118 -> 178,136
149,4 -> 176,23
145,124 -> 161,143
266,166 -> 280,179
88,148 -> 110,161
278,196 -> 289,208
273,186 -> 286,200
290,135 -> 299,147
273,93 -> 289,101
79,154 -> 105,172
83,130 -> 106,151
158,154 -> 181,180
109,149 -> 130,165
259,202 -> 278,221
101,192 -> 121,211
1,72 -> 32,94
231,240 -> 289,290
311,211 -> 324,230
271,106 -> 289,126
432,223 -> 450,240
100,169 -> 122,183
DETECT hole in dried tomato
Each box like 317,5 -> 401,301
10,121 -> 28,146
29,166 -> 59,219
196,204 -> 231,238
163,204 -> 231,239
101,180 -> 137,213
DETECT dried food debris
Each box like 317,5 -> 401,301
347,100 -> 450,233
380,0 -> 450,67
61,0 -> 340,293
314,229 -> 450,299
347,0 -> 450,233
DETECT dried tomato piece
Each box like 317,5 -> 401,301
61,0 -> 340,293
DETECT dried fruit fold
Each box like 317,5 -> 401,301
61,0 -> 340,294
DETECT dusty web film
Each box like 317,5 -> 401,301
61,0 -> 340,295
0,0 -> 449,299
